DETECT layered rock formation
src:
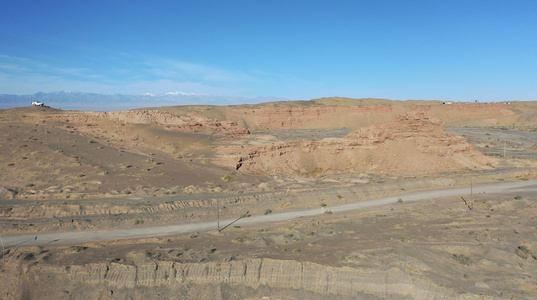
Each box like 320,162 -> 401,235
15,259 -> 455,299
233,112 -> 493,175
39,109 -> 249,135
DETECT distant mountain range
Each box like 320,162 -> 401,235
0,91 -> 289,111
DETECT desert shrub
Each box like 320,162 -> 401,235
134,219 -> 144,225
222,174 -> 235,181
453,253 -> 472,266
23,253 -> 35,261
233,236 -> 250,243
515,245 -> 536,260
518,245 -> 531,255
397,198 -> 403,203
400,236 -> 411,243
71,246 -> 87,252
514,195 -> 523,200
264,209 -> 272,215
341,255 -> 360,262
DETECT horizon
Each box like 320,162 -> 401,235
2,1 -> 537,104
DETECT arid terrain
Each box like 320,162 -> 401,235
1,98 -> 537,299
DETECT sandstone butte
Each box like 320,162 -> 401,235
231,111 -> 493,176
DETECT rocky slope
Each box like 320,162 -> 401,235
230,112 -> 493,175
10,258 -> 456,300
39,109 -> 249,135
165,98 -> 531,131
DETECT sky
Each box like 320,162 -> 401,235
1,0 -> 537,103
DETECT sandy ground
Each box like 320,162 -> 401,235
2,179 -> 536,299
1,100 -> 536,299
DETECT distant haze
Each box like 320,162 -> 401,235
0,91 -> 288,111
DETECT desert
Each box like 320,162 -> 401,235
1,98 -> 537,299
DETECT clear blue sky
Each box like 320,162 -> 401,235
1,0 -> 536,102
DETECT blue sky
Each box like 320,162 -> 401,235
1,0 -> 536,102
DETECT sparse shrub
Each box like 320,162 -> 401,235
337,194 -> 343,199
517,245 -> 531,254
71,246 -> 87,252
324,210 -> 332,214
134,219 -> 144,225
293,249 -> 301,253
400,236 -> 411,243
453,253 -> 472,265
26,261 -> 38,270
23,253 -> 35,261
222,174 -> 235,181
397,198 -> 403,203
34,246 -> 44,255
341,255 -> 360,262
515,245 -> 536,260
514,195 -> 523,200
189,234 -> 198,238
264,209 -> 272,215
233,236 -> 250,243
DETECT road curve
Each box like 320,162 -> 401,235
2,180 -> 536,248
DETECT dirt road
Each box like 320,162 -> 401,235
3,180 -> 536,248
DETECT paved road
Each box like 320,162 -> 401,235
2,180 -> 536,248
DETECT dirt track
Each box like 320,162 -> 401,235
4,180 -> 535,248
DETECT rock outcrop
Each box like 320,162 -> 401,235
40,110 -> 249,135
233,112 -> 493,175
18,259 -> 455,299
0,187 -> 15,200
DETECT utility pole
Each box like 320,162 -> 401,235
0,234 -> 4,262
216,197 -> 220,232
470,178 -> 473,210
